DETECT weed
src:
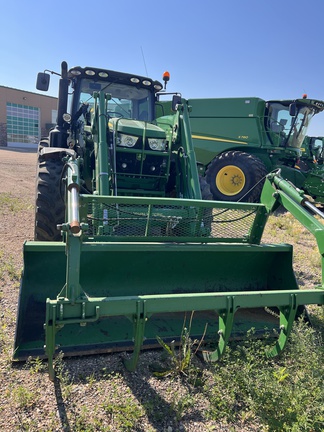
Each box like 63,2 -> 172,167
86,372 -> 96,387
26,356 -> 47,375
0,249 -> 21,282
72,406 -> 106,432
152,312 -> 206,378
54,352 -> 74,400
142,396 -> 167,422
101,387 -> 144,431
0,310 -> 16,369
170,391 -> 196,422
12,385 -> 39,409
0,192 -> 30,213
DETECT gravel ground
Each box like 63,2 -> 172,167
0,147 -> 321,432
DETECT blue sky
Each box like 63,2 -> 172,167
1,0 -> 324,135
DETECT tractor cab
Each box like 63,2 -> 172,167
308,136 -> 324,163
66,66 -> 174,197
264,98 -> 324,154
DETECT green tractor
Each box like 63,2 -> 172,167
33,64 -> 210,242
296,136 -> 324,201
300,136 -> 324,166
175,97 -> 324,202
13,63 -> 324,379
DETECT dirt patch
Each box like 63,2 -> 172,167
0,148 -> 36,271
0,148 -> 37,197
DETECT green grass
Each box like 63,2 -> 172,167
0,249 -> 21,282
0,192 -> 27,213
204,321 -> 324,431
101,393 -> 145,431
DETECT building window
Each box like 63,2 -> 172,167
51,109 -> 57,124
6,102 -> 40,146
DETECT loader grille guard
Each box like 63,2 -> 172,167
14,63 -> 324,379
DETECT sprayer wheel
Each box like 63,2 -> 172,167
34,153 -> 65,241
205,151 -> 267,202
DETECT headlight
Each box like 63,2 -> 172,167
117,134 -> 138,148
148,138 -> 167,151
63,113 -> 72,123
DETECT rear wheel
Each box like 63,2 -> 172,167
34,152 -> 65,241
205,151 -> 267,202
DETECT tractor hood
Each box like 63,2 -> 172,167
108,118 -> 166,139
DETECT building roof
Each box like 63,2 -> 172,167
0,85 -> 57,100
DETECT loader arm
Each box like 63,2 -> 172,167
262,171 -> 324,269
175,100 -> 202,199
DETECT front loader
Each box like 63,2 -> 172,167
13,62 -> 324,379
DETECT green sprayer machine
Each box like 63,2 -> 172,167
13,62 -> 324,379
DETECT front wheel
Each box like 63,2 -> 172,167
34,153 -> 66,241
205,151 -> 268,202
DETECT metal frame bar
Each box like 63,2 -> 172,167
44,289 -> 324,379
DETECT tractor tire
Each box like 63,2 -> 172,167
205,151 -> 267,202
34,153 -> 65,241
199,175 -> 213,201
199,176 -> 213,233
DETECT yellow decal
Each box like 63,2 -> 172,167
192,134 -> 248,145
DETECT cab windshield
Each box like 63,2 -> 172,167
265,102 -> 315,149
77,79 -> 154,121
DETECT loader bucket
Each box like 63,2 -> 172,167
13,190 -> 324,378
15,239 -> 298,358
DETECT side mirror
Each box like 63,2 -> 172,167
172,95 -> 182,111
289,102 -> 297,116
36,72 -> 50,91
